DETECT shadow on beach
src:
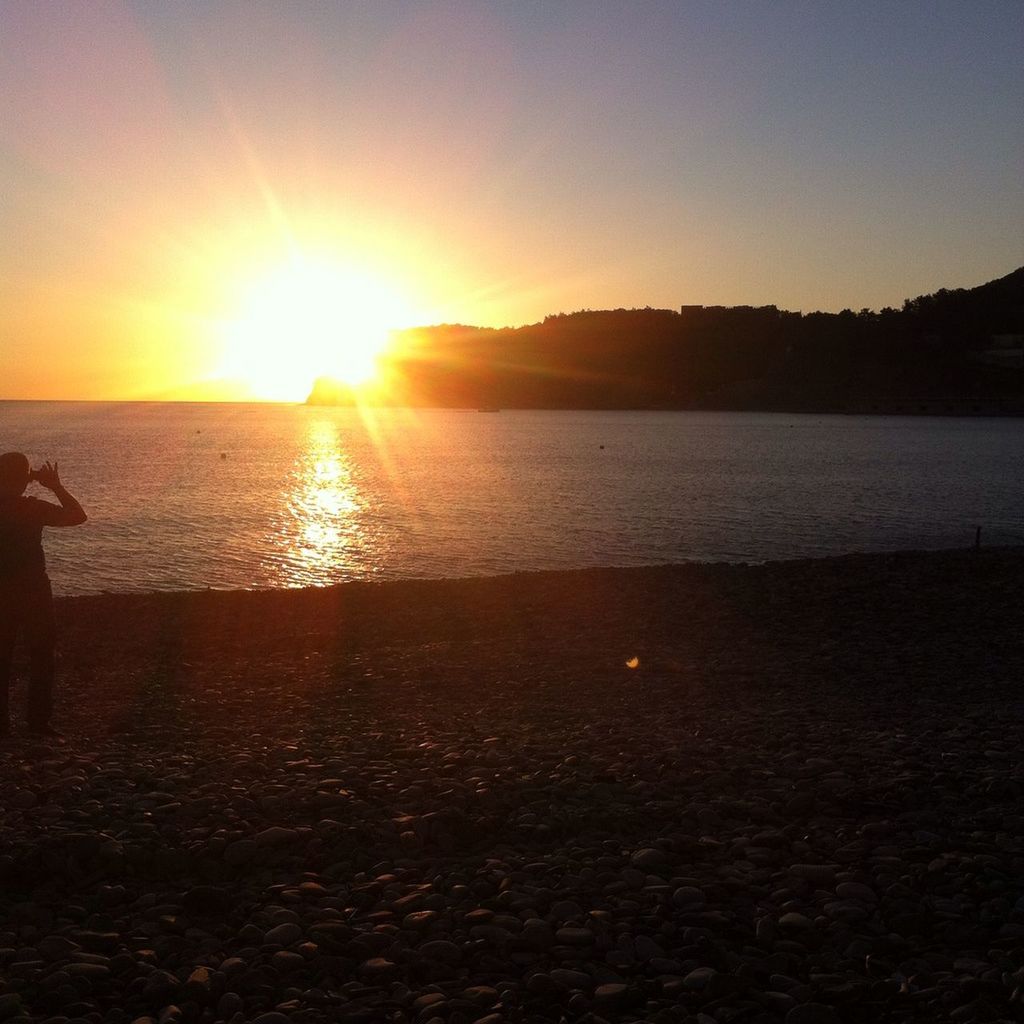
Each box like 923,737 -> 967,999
0,549 -> 1022,1022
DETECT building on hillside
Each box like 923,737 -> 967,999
973,334 -> 1024,370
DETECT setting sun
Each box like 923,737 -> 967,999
215,254 -> 422,402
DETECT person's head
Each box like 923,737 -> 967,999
0,452 -> 32,497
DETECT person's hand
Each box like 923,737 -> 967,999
34,461 -> 62,492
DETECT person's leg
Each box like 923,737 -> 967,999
24,575 -> 56,731
0,644 -> 12,734
0,584 -> 19,734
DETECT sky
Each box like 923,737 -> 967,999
1,0 -> 1022,401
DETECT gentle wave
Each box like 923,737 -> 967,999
2,403 -> 1022,595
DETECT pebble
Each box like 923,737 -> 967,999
672,885 -> 705,907
790,864 -> 837,887
683,967 -> 718,990
463,985 -> 499,1005
0,995 -> 23,1018
419,940 -> 462,964
786,1004 -> 841,1024
1,552 -> 1019,1024
630,847 -> 669,871
549,968 -> 594,991
254,826 -> 300,846
265,922 -> 303,946
779,912 -> 815,932
555,927 -> 593,946
835,881 -> 877,902
223,839 -> 256,865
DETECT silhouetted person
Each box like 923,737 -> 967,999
0,453 -> 87,740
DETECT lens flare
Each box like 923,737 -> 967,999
216,253 -> 422,401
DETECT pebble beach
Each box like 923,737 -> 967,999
1,549 -> 1022,1024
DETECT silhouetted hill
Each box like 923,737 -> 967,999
309,267 -> 1024,412
307,377 -> 356,406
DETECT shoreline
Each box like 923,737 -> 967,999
2,548 -> 1022,1023
6,396 -> 1024,416
48,540 -> 1024,603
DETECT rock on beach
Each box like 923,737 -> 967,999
1,549 -> 1022,1023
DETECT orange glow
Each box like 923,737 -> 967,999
271,418 -> 366,586
214,251 -> 427,402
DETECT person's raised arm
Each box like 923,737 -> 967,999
33,461 -> 87,526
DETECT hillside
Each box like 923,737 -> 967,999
309,268 -> 1024,412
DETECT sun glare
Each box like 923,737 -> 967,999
216,254 -> 420,401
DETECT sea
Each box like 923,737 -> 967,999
2,402 -> 1022,597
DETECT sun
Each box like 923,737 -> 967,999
216,253 -> 420,401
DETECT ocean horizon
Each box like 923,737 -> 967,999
2,401 -> 1022,597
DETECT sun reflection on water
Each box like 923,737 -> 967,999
270,418 -> 371,587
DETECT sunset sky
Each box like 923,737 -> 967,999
2,0 -> 1022,401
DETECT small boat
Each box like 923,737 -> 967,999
477,407 -> 502,413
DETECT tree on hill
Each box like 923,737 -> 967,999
309,267 -> 1024,411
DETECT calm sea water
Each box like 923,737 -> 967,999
1,402 -> 1022,596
